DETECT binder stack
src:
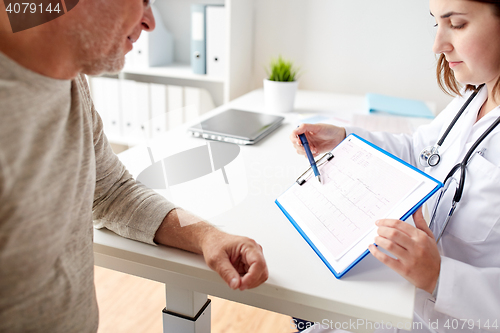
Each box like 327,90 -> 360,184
191,4 -> 226,77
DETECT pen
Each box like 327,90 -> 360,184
298,133 -> 322,184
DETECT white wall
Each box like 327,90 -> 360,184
252,0 -> 454,112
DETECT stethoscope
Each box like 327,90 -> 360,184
419,84 -> 500,242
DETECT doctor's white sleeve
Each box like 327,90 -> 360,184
343,125 -> 438,171
344,96 -> 461,169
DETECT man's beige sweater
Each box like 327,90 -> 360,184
0,52 -> 176,332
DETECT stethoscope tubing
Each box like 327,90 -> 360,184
426,84 -> 500,242
419,85 -> 484,168
437,84 -> 484,147
443,115 -> 500,204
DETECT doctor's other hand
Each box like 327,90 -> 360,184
368,208 -> 441,294
290,123 -> 346,157
201,229 -> 269,291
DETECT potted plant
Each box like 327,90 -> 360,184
263,56 -> 299,113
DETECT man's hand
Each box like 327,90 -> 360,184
201,229 -> 268,290
368,208 -> 440,294
154,209 -> 268,290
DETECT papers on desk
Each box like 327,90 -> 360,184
297,114 -> 351,127
296,110 -> 426,136
367,93 -> 435,119
352,114 -> 414,134
276,134 -> 442,278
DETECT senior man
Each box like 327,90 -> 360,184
0,0 -> 268,332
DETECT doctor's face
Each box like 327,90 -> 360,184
431,0 -> 500,87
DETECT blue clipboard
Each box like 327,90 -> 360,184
275,134 -> 443,279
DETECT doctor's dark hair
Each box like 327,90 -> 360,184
436,0 -> 500,98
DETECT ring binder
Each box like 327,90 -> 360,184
296,153 -> 334,186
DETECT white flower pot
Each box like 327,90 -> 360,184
263,79 -> 298,113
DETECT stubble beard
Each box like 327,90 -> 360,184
69,7 -> 126,75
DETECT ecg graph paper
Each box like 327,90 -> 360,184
292,139 -> 421,259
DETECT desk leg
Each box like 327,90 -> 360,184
162,285 -> 211,333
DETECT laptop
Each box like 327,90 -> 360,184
187,109 -> 285,145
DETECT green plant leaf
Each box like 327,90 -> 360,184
265,55 -> 298,82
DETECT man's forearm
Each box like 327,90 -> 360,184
154,208 -> 269,290
153,208 -> 218,254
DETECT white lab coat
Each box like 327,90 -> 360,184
304,86 -> 500,333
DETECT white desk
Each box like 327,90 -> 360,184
94,89 -> 421,333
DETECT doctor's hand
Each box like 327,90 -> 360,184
368,208 -> 441,294
290,123 -> 346,158
201,229 -> 269,291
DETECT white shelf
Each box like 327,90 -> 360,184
99,65 -> 226,106
122,63 -> 225,83
121,64 -> 225,106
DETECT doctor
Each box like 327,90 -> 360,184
290,0 -> 500,332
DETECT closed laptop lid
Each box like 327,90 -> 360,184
189,109 -> 284,143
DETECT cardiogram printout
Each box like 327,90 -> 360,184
293,138 -> 422,259
276,134 -> 442,277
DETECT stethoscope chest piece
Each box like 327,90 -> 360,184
419,145 -> 441,167
420,85 -> 485,170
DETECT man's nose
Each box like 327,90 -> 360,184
141,7 -> 156,32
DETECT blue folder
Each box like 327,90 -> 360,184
191,4 -> 207,75
367,93 -> 435,119
275,134 -> 442,278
